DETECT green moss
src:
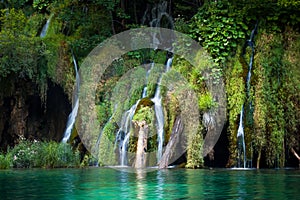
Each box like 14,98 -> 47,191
102,121 -> 117,142
98,131 -> 117,166
225,53 -> 246,166
146,63 -> 164,98
24,13 -> 45,37
198,92 -> 216,111
163,92 -> 180,143
133,105 -> 154,125
186,131 -> 204,169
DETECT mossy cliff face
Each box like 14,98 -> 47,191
1,1 -> 300,168
224,27 -> 300,168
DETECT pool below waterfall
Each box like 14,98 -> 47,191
0,168 -> 299,199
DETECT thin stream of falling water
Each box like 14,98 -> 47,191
237,23 -> 258,168
40,14 -> 53,38
120,101 -> 140,166
152,57 -> 172,162
62,54 -> 80,143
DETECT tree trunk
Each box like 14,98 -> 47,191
120,0 -> 126,27
282,140 -> 285,168
110,11 -> 115,35
134,121 -> 148,169
133,0 -> 138,24
257,150 -> 261,169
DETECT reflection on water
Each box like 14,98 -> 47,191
136,169 -> 146,200
0,168 -> 299,199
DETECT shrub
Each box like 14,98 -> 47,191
3,139 -> 80,169
37,141 -> 80,168
0,153 -> 12,169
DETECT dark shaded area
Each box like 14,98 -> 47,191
204,122 -> 229,168
0,77 -> 71,151
170,152 -> 187,167
44,80 -> 71,141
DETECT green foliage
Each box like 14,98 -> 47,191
126,51 -> 142,61
198,92 -> 215,111
146,64 -> 164,98
102,121 -> 117,142
33,0 -> 51,11
133,105 -> 154,125
0,8 -> 27,37
191,1 -> 247,63
24,13 -> 45,36
91,0 -> 119,11
0,153 -> 12,169
96,102 -> 111,127
98,125 -> 117,166
225,51 -> 246,166
278,0 -> 300,7
111,67 -> 146,120
186,132 -> 204,168
174,17 -> 190,34
6,0 -> 30,9
253,32 -> 285,167
0,8 -> 54,99
52,0 -> 113,58
163,92 -> 180,142
33,141 -> 80,168
281,28 -> 300,151
3,139 -> 80,168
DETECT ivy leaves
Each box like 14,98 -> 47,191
191,1 -> 247,63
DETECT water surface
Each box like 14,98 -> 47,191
0,168 -> 299,199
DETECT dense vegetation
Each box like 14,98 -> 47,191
0,138 -> 80,169
0,0 -> 300,168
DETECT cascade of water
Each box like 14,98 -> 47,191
119,100 -> 140,166
152,57 -> 172,162
116,63 -> 153,166
141,1 -> 174,50
62,54 -> 80,143
111,1 -> 174,167
237,23 -> 258,168
40,15 -> 52,38
117,57 -> 172,166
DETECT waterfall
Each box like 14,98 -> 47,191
116,62 -> 154,166
62,54 -> 80,143
141,1 -> 174,50
237,106 -> 246,168
108,0 -> 173,167
152,57 -> 172,162
237,23 -> 258,168
119,100 -> 140,166
116,57 -> 172,166
40,15 -> 52,38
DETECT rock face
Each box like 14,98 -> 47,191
0,77 -> 71,151
158,117 -> 184,168
134,120 -> 148,168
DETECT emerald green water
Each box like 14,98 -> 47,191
0,168 -> 299,199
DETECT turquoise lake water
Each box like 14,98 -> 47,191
0,168 -> 299,199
